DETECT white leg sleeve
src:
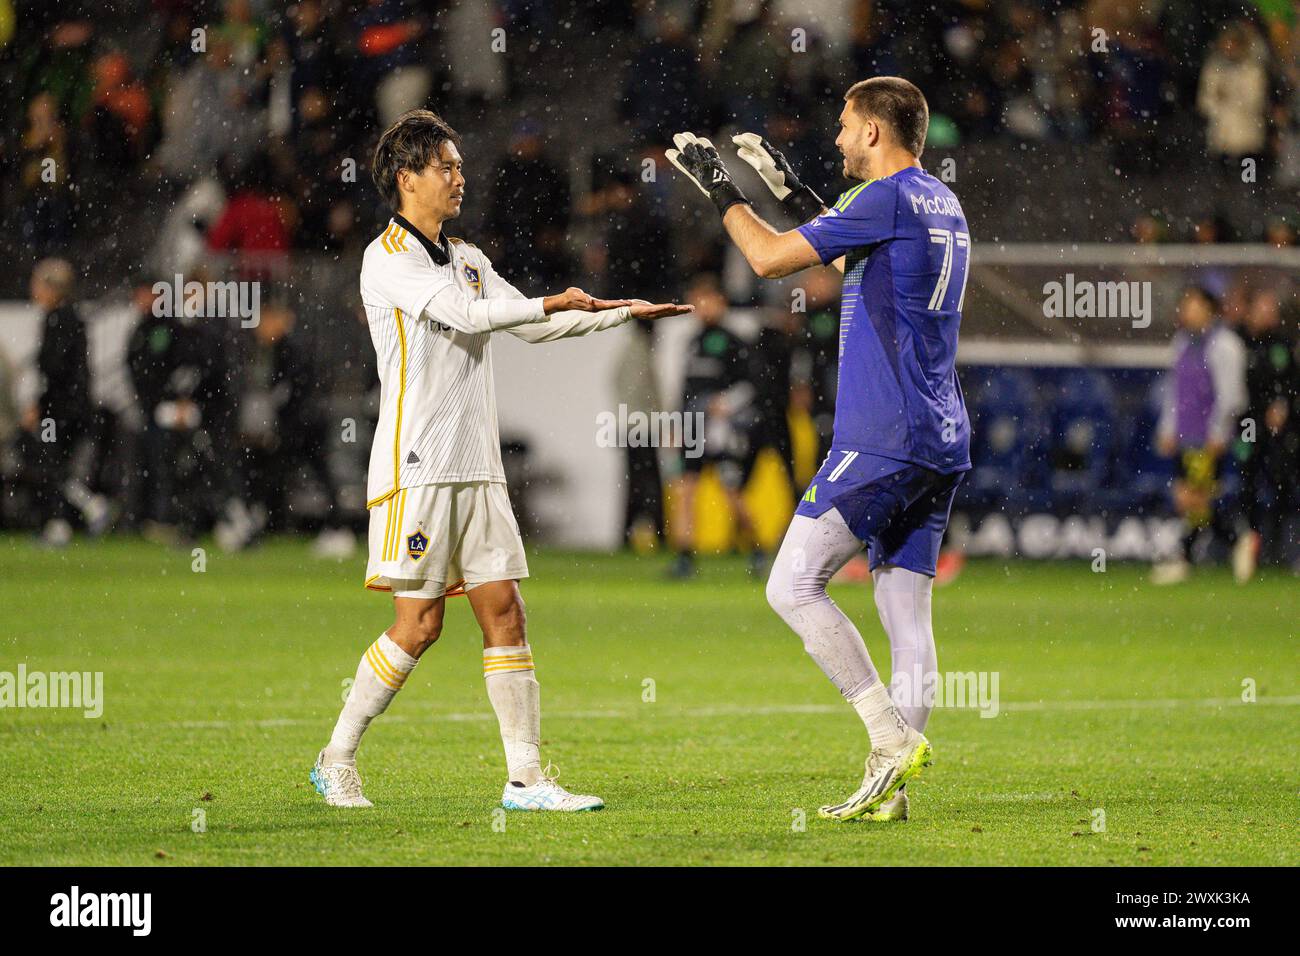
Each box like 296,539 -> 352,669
872,565 -> 938,732
766,510 -> 881,699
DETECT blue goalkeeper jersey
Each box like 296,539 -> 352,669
796,167 -> 972,473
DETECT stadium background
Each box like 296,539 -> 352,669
2,0 -> 1297,562
0,0 -> 1298,872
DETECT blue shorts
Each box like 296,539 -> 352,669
794,450 -> 966,576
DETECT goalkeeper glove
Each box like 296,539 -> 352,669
732,132 -> 825,223
666,132 -> 751,217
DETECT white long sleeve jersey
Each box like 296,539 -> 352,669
360,216 -> 631,507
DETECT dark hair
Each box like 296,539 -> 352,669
844,77 -> 929,156
1182,284 -> 1221,314
371,109 -> 462,210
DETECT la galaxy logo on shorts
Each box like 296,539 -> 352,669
406,529 -> 429,561
462,263 -> 482,294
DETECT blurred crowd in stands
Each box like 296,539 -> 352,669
0,0 -> 1297,572
5,1 -> 1299,276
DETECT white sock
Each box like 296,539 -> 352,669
873,565 -> 938,732
483,645 -> 542,786
848,680 -> 912,752
323,633 -> 418,766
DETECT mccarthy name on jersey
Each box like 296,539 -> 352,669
360,214 -> 632,507
796,168 -> 972,474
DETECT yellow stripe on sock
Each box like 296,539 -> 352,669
483,653 -> 534,675
483,653 -> 533,664
366,642 -> 405,690
371,641 -> 400,678
365,644 -> 401,688
483,664 -> 535,676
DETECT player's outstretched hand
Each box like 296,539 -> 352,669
666,132 -> 750,216
625,300 -> 695,320
543,287 -> 632,314
731,132 -> 825,222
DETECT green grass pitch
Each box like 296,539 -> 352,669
1,535 -> 1295,866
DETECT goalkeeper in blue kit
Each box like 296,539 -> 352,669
669,77 -> 972,822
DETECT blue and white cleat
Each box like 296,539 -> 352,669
310,750 -> 374,808
502,766 -> 604,812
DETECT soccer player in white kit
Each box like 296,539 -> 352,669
311,109 -> 691,811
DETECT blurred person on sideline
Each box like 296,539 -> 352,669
1233,288 -> 1299,579
127,276 -> 205,543
20,259 -> 109,545
739,306 -> 798,497
668,273 -> 762,578
611,318 -> 665,549
240,301 -> 355,558
1152,285 -> 1248,584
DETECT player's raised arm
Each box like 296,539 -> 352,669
403,267 -> 625,338
732,132 -> 827,223
732,133 -> 847,274
509,296 -> 694,343
477,256 -> 691,343
371,251 -> 546,336
667,132 -> 822,279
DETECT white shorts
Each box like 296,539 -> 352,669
364,482 -> 529,599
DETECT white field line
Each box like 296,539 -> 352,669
88,694 -> 1300,730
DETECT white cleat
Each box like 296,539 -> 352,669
1232,531 -> 1259,584
310,751 -> 373,808
502,766 -> 604,812
867,787 -> 909,822
1150,558 -> 1190,585
818,730 -> 931,822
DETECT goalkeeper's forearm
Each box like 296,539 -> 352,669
722,204 -> 815,279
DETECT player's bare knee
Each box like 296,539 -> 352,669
413,608 -> 444,648
482,594 -> 527,645
391,608 -> 443,656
